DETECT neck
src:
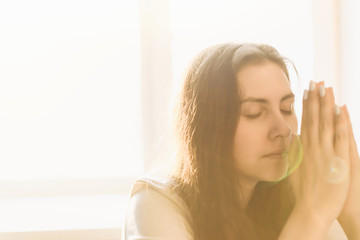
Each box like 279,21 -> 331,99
238,175 -> 258,209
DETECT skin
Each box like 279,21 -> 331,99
232,62 -> 360,239
233,61 -> 298,205
279,80 -> 351,239
338,105 -> 360,239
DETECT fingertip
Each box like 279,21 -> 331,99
319,85 -> 326,98
334,105 -> 348,135
335,105 -> 341,116
309,81 -> 316,91
327,87 -> 335,100
344,104 -> 349,116
343,104 -> 354,130
340,105 -> 349,120
335,107 -> 349,132
303,89 -> 308,101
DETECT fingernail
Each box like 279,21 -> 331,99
303,89 -> 308,100
309,81 -> 316,91
319,85 -> 325,97
335,105 -> 340,115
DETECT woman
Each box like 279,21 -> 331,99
123,43 -> 360,239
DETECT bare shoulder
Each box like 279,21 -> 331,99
123,178 -> 193,240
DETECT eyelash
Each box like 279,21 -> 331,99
246,110 -> 293,119
246,113 -> 261,119
281,110 -> 293,115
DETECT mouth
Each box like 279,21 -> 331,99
264,151 -> 289,159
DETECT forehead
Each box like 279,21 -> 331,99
236,62 -> 291,98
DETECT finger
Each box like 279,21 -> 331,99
319,87 -> 335,152
300,81 -> 322,137
306,81 -> 321,147
344,105 -> 358,153
334,105 -> 350,162
300,89 -> 309,144
344,105 -> 360,167
299,89 -> 314,178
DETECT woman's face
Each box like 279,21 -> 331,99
233,61 -> 298,183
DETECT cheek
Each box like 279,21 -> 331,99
233,121 -> 266,161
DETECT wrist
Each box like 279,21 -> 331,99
294,201 -> 335,227
279,204 -> 332,240
294,203 -> 333,228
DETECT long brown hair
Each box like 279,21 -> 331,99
169,43 -> 295,240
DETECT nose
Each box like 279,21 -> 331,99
269,112 -> 292,140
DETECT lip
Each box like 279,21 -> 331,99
264,150 -> 288,158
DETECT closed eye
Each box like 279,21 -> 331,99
281,110 -> 293,115
281,102 -> 294,115
245,113 -> 262,119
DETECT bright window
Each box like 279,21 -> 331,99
0,0 -> 141,232
0,0 -> 142,181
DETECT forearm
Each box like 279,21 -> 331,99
338,214 -> 360,240
278,205 -> 332,240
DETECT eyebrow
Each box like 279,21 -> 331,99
240,92 -> 294,104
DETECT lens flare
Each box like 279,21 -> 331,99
286,133 -> 303,176
271,133 -> 348,184
273,133 -> 303,183
324,156 -> 347,183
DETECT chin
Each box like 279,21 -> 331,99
261,163 -> 289,182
